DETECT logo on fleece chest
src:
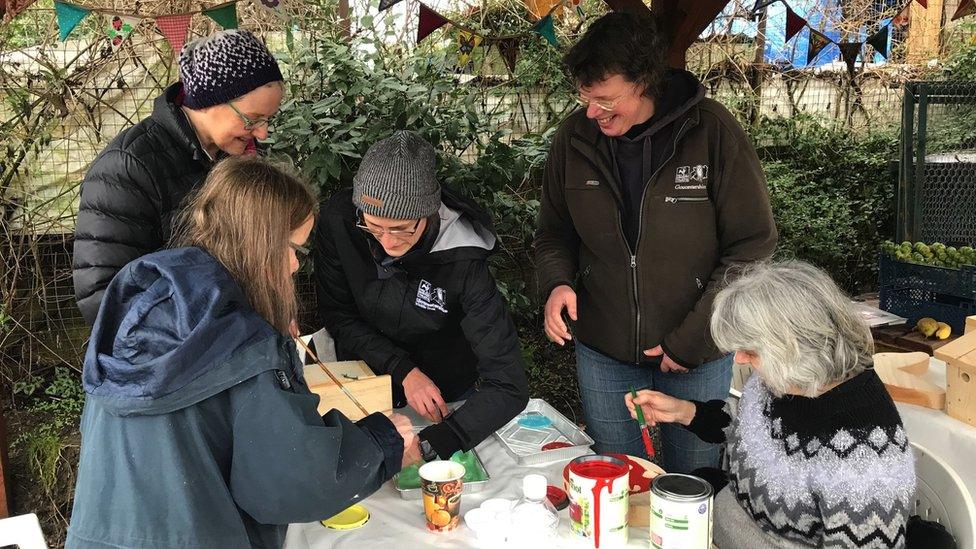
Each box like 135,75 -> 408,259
675,164 -> 709,187
415,279 -> 448,313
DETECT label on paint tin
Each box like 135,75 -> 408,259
567,456 -> 630,548
649,474 -> 713,549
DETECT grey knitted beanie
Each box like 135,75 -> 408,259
352,131 -> 441,220
179,30 -> 283,110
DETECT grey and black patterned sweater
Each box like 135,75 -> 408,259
690,369 -> 915,548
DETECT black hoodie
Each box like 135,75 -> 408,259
313,187 -> 529,459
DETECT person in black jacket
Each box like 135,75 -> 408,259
73,29 -> 285,324
313,130 -> 529,462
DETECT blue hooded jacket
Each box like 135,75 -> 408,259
66,247 -> 402,549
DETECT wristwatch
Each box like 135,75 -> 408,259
419,438 -> 438,462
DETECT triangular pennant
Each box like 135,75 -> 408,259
838,41 -> 861,78
952,0 -> 976,20
497,38 -> 520,74
807,28 -> 831,65
893,5 -> 910,26
107,15 -> 140,47
866,25 -> 890,58
417,4 -> 449,43
532,15 -> 557,47
456,31 -> 483,67
55,1 -> 90,41
204,3 -> 238,29
751,0 -> 777,14
379,0 -> 403,11
257,0 -> 282,13
785,6 -> 805,42
915,0 -> 927,7
156,13 -> 193,55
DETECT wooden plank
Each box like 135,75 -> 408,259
934,330 -> 976,363
302,360 -> 374,388
873,325 -> 956,355
947,362 -> 976,427
305,370 -> 392,420
874,352 -> 946,410
966,315 -> 976,334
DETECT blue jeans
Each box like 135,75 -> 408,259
575,342 -> 733,474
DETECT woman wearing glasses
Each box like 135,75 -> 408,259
313,130 -> 529,463
73,29 -> 284,325
534,12 -> 777,473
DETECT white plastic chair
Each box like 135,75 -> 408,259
0,513 -> 48,549
912,442 -> 976,549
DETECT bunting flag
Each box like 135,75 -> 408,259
106,14 -> 140,46
915,0 -> 927,7
807,28 -> 830,64
838,41 -> 861,78
204,3 -> 238,29
257,0 -> 282,13
532,14 -> 557,47
751,0 -> 778,14
785,5 -> 805,42
55,1 -> 90,41
892,5 -> 910,26
379,0 -> 403,11
417,4 -> 448,43
866,25 -> 890,58
952,0 -> 976,21
457,31 -> 482,66
156,13 -> 192,55
496,38 -> 520,73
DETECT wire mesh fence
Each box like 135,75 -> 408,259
0,0 -> 967,375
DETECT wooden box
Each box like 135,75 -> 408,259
934,332 -> 976,427
302,360 -> 392,420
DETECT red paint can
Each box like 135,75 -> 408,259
567,455 -> 630,548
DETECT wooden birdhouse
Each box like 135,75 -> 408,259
302,361 -> 392,420
934,320 -> 976,427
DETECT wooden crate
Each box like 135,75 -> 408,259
303,360 -> 392,420
934,332 -> 976,427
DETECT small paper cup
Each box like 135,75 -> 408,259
419,460 -> 465,532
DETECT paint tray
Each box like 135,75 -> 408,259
493,398 -> 594,466
393,448 -> 490,499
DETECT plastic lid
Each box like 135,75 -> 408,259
523,474 -> 548,500
321,504 -> 369,530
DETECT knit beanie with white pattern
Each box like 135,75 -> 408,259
179,30 -> 283,110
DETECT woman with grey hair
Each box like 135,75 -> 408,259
626,260 -> 915,548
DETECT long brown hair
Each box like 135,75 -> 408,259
171,155 -> 318,333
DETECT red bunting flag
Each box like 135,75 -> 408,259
915,0 -> 927,7
785,5 -> 805,42
156,13 -> 192,55
418,4 -> 449,43
952,0 -> 976,20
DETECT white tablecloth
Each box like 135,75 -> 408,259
283,408 -> 649,549
895,358 -> 976,502
284,360 -> 976,548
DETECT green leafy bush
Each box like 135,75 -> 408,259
755,114 -> 898,293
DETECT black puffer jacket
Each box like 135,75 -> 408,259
314,187 -> 529,459
72,82 -> 215,325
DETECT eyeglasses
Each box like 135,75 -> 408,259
575,96 -> 619,112
576,85 -> 642,112
289,242 -> 310,257
226,101 -> 271,131
355,217 -> 422,239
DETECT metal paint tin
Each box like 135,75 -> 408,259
567,455 -> 630,548
649,474 -> 713,549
